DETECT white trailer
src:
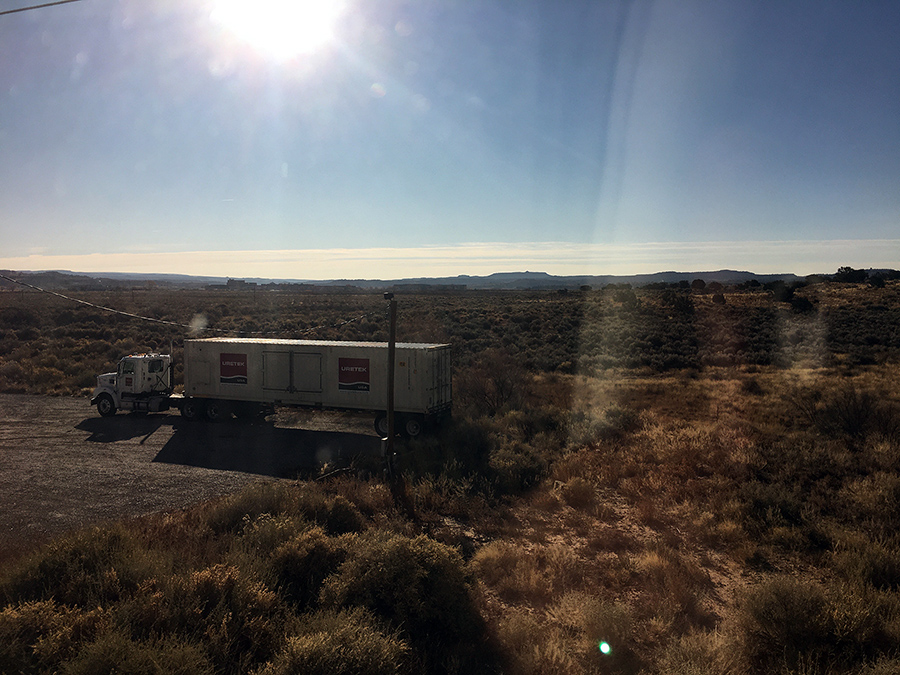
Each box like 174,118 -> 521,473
91,338 -> 452,437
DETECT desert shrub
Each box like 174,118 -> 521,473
320,531 -> 488,673
737,577 -> 893,673
499,594 -> 640,675
454,348 -> 529,416
739,480 -> 804,534
470,541 -> 583,605
655,629 -> 734,675
398,417 -> 494,485
206,483 -> 364,537
236,513 -> 309,554
153,564 -> 282,675
738,577 -> 830,673
792,384 -> 900,444
858,657 -> 900,674
833,539 -> 900,590
255,608 -> 411,675
741,376 -> 764,395
568,404 -> 642,445
0,525 -> 162,607
205,483 -> 296,535
316,494 -> 365,534
62,631 -> 213,675
633,544 -> 713,631
0,600 -> 107,674
489,439 -> 547,494
559,476 -> 596,509
293,490 -> 365,536
0,359 -> 24,381
268,526 -> 348,609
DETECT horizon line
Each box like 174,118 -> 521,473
2,239 -> 898,279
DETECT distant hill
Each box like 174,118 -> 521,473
3,267 -> 895,292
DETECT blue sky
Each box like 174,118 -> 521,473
1,0 -> 898,278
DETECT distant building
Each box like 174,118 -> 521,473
226,278 -> 257,290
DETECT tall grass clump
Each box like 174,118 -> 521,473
497,594 -> 640,675
61,632 -> 213,675
205,482 -> 364,536
255,608 -> 411,675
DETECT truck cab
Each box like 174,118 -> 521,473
91,353 -> 173,416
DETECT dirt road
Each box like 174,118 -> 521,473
0,394 -> 383,561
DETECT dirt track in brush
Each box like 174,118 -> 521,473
0,394 -> 382,562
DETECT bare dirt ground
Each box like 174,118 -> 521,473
0,394 -> 383,562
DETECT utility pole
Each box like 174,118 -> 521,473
384,292 -> 397,456
382,292 -> 415,520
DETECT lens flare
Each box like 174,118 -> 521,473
599,641 -> 611,655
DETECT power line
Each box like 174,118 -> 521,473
0,273 -> 377,338
0,0 -> 81,17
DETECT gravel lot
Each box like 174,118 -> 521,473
0,394 -> 383,562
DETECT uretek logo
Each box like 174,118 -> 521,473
220,353 -> 248,385
338,358 -> 369,391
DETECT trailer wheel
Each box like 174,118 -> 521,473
96,394 -> 116,417
403,416 -> 423,438
205,399 -> 228,422
374,413 -> 389,437
181,399 -> 202,421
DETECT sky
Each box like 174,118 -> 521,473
1,0 -> 899,280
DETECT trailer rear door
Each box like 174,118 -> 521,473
263,351 -> 322,393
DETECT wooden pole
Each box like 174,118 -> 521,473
385,293 -> 397,454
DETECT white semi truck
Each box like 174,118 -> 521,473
91,338 -> 452,437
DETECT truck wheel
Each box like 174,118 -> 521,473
374,413 -> 389,437
205,399 -> 228,422
403,416 -> 423,438
96,394 -> 116,417
181,399 -> 202,421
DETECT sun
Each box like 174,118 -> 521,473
211,0 -> 344,60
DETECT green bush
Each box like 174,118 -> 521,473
254,608 -> 411,675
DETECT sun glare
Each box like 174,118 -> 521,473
211,0 -> 343,60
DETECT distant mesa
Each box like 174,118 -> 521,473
2,268 -> 897,293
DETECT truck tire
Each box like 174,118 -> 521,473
204,399 -> 228,422
96,394 -> 116,417
181,398 -> 202,421
403,415 -> 423,438
374,413 -> 389,437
